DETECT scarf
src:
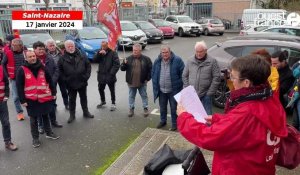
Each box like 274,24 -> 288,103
224,83 -> 273,113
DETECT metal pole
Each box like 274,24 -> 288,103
24,0 -> 28,10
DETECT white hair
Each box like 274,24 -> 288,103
45,39 -> 56,46
194,41 -> 207,50
133,43 -> 142,50
160,44 -> 171,52
64,40 -> 75,46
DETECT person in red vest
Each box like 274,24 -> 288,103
1,38 -> 25,121
3,35 -> 14,54
0,64 -> 18,151
16,50 -> 60,148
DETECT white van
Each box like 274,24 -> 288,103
241,9 -> 287,29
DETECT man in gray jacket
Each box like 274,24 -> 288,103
182,41 -> 220,115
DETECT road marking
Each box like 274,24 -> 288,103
150,108 -> 171,117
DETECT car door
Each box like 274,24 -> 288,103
166,16 -> 179,32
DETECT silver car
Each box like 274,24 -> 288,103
196,18 -> 225,36
208,37 -> 300,108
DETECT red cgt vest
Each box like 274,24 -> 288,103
22,66 -> 53,103
5,49 -> 16,79
0,65 -> 5,102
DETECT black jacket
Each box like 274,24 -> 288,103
120,54 -> 152,84
58,49 -> 91,90
278,65 -> 295,106
93,48 -> 120,84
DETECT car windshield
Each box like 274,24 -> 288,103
20,33 -> 53,48
177,16 -> 193,23
139,22 -> 156,29
78,28 -> 107,40
121,22 -> 138,31
210,19 -> 223,24
153,20 -> 170,27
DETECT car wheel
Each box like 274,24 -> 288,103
204,29 -> 209,36
213,80 -> 230,108
178,28 -> 184,37
142,45 -> 146,49
219,33 -> 224,36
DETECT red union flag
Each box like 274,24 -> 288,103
97,0 -> 121,50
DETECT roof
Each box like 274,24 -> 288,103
232,33 -> 300,43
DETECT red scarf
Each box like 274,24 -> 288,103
224,83 -> 272,113
39,54 -> 46,65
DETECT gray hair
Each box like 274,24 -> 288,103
45,39 -> 56,46
160,44 -> 171,52
133,43 -> 142,50
12,38 -> 23,46
64,40 -> 75,46
194,41 -> 207,50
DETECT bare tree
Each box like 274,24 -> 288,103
83,0 -> 101,25
43,0 -> 50,10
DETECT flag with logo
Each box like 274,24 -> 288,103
97,0 -> 122,50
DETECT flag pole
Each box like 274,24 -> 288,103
122,38 -> 126,61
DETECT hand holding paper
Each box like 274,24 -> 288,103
175,86 -> 207,123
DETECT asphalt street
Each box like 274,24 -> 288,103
0,33 -> 235,175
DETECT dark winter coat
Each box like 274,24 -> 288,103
93,48 -> 120,84
120,54 -> 152,84
58,49 -> 91,90
152,52 -> 185,102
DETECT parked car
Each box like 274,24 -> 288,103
165,15 -> 202,37
148,19 -> 175,38
261,26 -> 300,37
20,31 -> 57,50
65,27 -> 108,61
196,18 -> 225,36
208,37 -> 300,108
132,21 -> 164,43
239,25 -> 270,35
233,33 -> 300,43
118,21 -> 147,50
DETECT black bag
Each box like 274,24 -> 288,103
144,144 -> 210,175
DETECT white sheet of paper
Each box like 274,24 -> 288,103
175,86 -> 207,123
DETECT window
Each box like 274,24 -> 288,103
62,0 -> 66,3
35,0 -> 41,3
280,47 -> 300,67
241,46 -> 275,57
53,0 -> 58,3
224,47 -> 243,57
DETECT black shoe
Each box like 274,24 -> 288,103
67,114 -> 75,124
46,133 -> 60,140
52,122 -> 63,128
97,102 -> 106,109
169,127 -> 177,131
83,111 -> 94,118
156,122 -> 166,129
144,108 -> 149,117
65,105 -> 69,110
32,139 -> 41,148
38,127 -> 44,134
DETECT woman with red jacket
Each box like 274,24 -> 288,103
177,55 -> 288,175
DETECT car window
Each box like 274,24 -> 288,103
266,28 -> 285,33
154,20 -> 170,27
241,46 -> 275,56
210,19 -> 222,24
166,17 -> 173,22
139,22 -> 156,29
224,47 -> 243,57
20,33 -> 53,48
197,19 -> 204,24
284,28 -> 300,36
255,26 -> 269,32
280,47 -> 300,67
78,28 -> 107,39
177,16 -> 193,23
121,22 -> 138,31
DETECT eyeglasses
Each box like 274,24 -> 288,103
229,73 -> 245,81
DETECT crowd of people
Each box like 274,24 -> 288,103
0,33 -> 299,174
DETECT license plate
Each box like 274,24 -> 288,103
192,30 -> 198,32
155,37 -> 161,39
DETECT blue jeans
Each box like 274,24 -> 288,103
0,101 -> 12,143
200,95 -> 212,115
128,84 -> 148,109
10,80 -> 23,114
296,100 -> 300,130
159,91 -> 177,128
